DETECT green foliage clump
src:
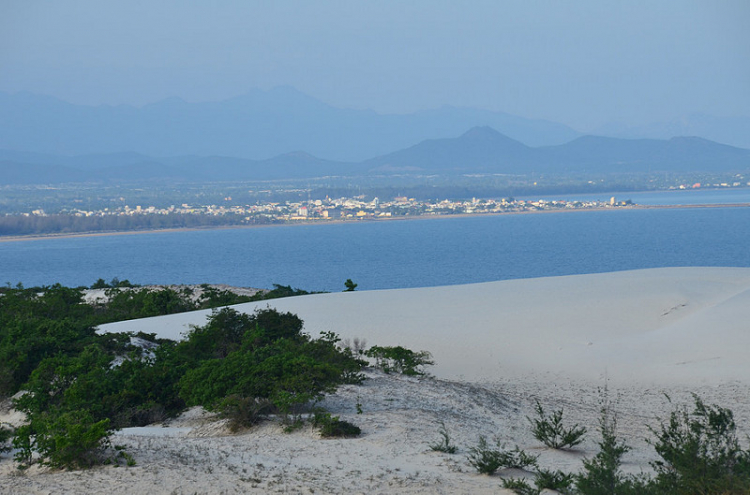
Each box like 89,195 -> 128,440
312,410 -> 361,438
177,308 -> 364,415
101,287 -> 198,321
343,279 -> 358,291
218,395 -> 276,433
528,400 -> 587,450
500,477 -> 538,495
365,345 -> 434,376
13,409 -> 120,470
576,399 -> 649,495
467,436 -> 538,475
0,284 -> 100,396
0,279 -> 358,471
429,421 -> 458,454
536,468 -> 576,493
0,423 -> 13,453
648,395 -> 750,495
251,284 -> 313,301
90,277 -> 138,289
502,470 -> 575,495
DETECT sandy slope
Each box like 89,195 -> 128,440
99,266 -> 750,385
3,267 -> 750,494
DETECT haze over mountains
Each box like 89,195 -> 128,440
1,88 -> 749,185
0,87 -> 581,161
2,127 -> 749,186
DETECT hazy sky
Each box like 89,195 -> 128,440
1,0 -> 748,130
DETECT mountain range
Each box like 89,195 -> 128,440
0,88 -> 582,162
2,126 -> 749,186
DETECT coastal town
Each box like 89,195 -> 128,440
37,195 -> 635,224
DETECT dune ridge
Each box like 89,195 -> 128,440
100,267 -> 750,386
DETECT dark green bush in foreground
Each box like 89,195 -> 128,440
575,395 -> 750,495
575,398 -> 650,495
177,309 -> 364,414
478,394 -> 750,495
648,396 -> 750,495
4,290 -> 364,469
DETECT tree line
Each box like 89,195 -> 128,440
0,212 -> 278,237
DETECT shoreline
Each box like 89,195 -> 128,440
1,202 -> 749,243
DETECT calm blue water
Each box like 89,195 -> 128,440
2,190 -> 749,291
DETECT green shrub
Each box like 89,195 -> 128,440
467,436 -> 503,474
576,400 -> 641,495
429,421 -> 458,454
312,410 -> 361,438
218,395 -> 275,432
0,423 -> 13,453
177,308 -> 364,416
364,345 -> 434,376
648,395 -> 750,495
500,477 -> 538,495
467,437 -> 538,475
528,400 -> 586,450
13,409 -> 120,470
535,468 -> 575,494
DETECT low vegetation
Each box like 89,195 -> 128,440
467,437 -> 539,475
0,280 -> 361,470
429,421 -> 458,454
4,279 -> 750,495
528,399 -> 587,450
312,410 -> 362,438
364,345 -> 434,376
484,395 -> 750,495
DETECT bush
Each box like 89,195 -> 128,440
500,477 -> 538,495
648,395 -> 750,494
177,308 -> 364,416
364,345 -> 434,376
13,409 -> 120,470
576,399 -> 645,495
536,468 -> 576,493
0,423 -> 13,453
219,395 -> 276,432
467,437 -> 538,475
312,410 -> 361,438
528,400 -> 586,450
467,436 -> 503,475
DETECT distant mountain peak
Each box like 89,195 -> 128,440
279,151 -> 319,160
461,125 -> 502,138
458,126 -> 529,149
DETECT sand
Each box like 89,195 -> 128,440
2,267 -> 750,494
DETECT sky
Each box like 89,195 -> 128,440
1,0 -> 748,131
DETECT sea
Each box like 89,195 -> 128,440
2,189 -> 749,292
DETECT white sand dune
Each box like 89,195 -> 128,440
100,266 -> 750,386
5,267 -> 750,494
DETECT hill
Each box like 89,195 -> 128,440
0,88 -> 580,161
1,126 -> 749,185
363,127 -> 750,175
